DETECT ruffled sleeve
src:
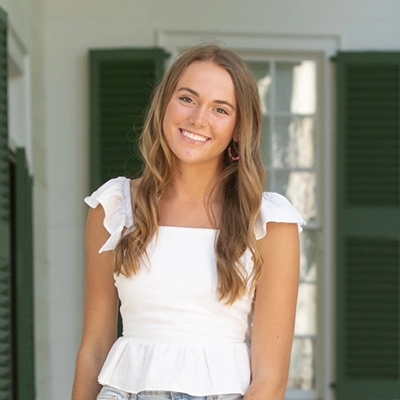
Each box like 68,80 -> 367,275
84,176 -> 134,253
254,192 -> 306,240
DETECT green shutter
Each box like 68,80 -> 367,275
336,52 -> 400,399
0,7 -> 13,399
89,48 -> 168,190
15,148 -> 34,399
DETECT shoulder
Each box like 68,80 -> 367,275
254,192 -> 306,240
84,176 -> 134,252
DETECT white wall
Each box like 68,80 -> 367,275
43,0 -> 400,49
41,1 -> 400,399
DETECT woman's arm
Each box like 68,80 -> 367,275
244,222 -> 300,400
72,205 -> 119,400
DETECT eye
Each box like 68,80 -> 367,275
215,107 -> 229,115
179,96 -> 194,104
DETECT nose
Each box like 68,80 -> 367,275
189,105 -> 207,128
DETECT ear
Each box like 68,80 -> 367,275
233,133 -> 240,143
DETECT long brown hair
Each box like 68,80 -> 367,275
115,44 -> 266,304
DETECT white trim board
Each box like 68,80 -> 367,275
9,22 -> 27,76
157,30 -> 341,64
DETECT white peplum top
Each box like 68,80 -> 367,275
84,176 -> 305,396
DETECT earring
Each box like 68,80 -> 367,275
228,142 -> 240,162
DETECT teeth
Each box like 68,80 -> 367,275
182,130 -> 208,142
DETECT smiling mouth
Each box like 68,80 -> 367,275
180,129 -> 209,143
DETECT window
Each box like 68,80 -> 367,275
248,56 -> 321,399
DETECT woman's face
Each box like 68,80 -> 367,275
162,61 -> 237,169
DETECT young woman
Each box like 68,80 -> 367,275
72,44 -> 305,400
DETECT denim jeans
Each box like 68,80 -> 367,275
97,386 -> 243,400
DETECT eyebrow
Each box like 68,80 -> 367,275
177,87 -> 236,111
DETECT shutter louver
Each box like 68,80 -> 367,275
90,49 -> 168,190
0,7 -> 12,399
15,148 -> 35,398
336,52 -> 400,400
346,65 -> 399,206
345,238 -> 399,379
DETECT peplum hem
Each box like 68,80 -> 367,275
98,337 -> 251,396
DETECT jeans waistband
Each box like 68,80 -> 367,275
97,386 -> 242,400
